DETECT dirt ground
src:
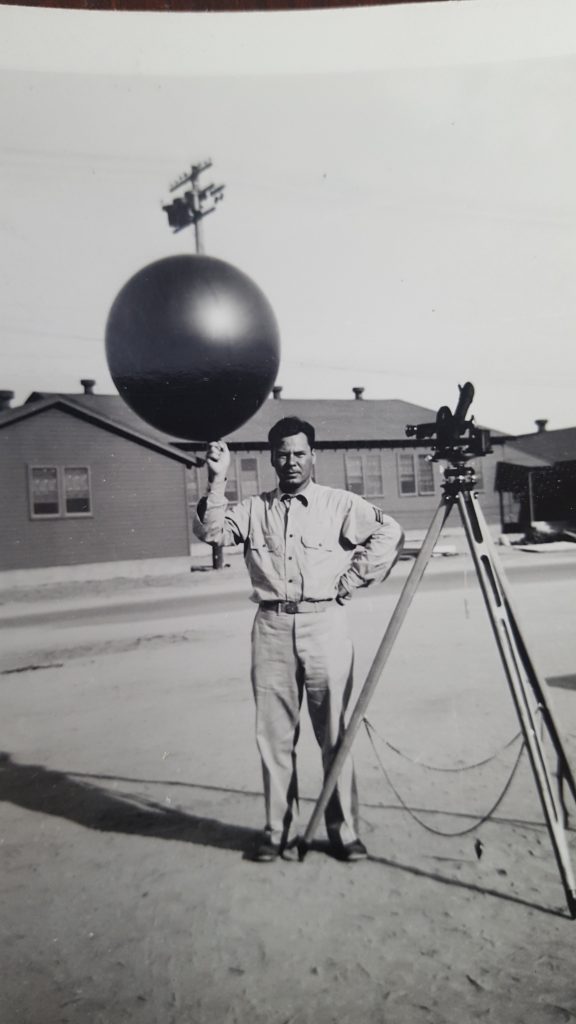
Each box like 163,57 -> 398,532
1,562 -> 576,1024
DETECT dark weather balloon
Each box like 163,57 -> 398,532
105,254 -> 281,440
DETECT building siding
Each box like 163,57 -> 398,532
317,448 -> 502,528
0,409 -> 190,570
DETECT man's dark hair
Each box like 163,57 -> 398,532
268,417 -> 316,450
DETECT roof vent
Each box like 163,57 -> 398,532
81,379 -> 96,395
352,387 -> 365,400
272,386 -> 283,400
535,419 -> 548,433
0,390 -> 14,412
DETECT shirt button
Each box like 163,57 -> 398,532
288,556 -> 293,560
288,579 -> 293,583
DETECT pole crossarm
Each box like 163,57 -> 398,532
163,159 -> 225,238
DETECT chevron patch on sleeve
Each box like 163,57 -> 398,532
372,505 -> 386,524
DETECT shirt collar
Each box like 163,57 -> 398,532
274,480 -> 314,507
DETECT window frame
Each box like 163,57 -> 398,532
28,465 -> 61,520
397,452 -> 417,497
28,464 -> 93,520
344,450 -> 385,498
417,454 -> 435,496
397,452 -> 437,497
239,455 -> 260,499
365,451 -> 385,498
344,452 -> 365,495
225,453 -> 240,503
62,465 -> 93,517
186,465 -> 202,507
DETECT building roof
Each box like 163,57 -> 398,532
22,388 -> 558,467
24,389 -> 478,446
0,396 -> 197,466
225,397 -> 444,443
25,391 -> 176,446
507,427 -> 576,466
495,442 -> 551,469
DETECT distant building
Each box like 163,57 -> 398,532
176,386 -> 546,535
0,381 -> 565,574
0,387 -> 196,571
497,423 -> 576,528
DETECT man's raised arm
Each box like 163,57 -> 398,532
192,441 -> 249,547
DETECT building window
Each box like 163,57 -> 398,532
344,453 -> 364,494
187,457 -> 240,505
240,457 -> 259,498
417,455 -> 435,495
366,453 -> 384,496
397,454 -> 417,496
344,452 -> 384,497
29,466 -> 60,517
226,455 -> 239,502
29,465 -> 92,519
397,453 -> 436,497
186,466 -> 202,506
64,467 -> 91,514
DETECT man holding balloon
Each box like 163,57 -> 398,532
194,417 -> 403,863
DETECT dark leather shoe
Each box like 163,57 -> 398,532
333,838 -> 368,862
253,834 -> 281,862
281,840 -> 301,862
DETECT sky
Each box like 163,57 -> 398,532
0,1 -> 575,435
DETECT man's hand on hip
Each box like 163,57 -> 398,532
206,441 -> 231,483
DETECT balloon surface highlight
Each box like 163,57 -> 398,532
105,254 -> 281,440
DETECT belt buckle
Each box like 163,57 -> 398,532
284,601 -> 299,614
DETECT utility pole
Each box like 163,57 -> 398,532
163,160 -> 226,570
163,159 -> 225,251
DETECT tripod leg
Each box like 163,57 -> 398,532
301,496 -> 453,855
458,490 -> 576,917
478,521 -> 576,815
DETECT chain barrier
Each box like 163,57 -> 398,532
363,717 -> 528,838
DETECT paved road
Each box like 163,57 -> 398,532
3,556 -> 575,631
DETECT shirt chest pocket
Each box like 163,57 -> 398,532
301,532 -> 335,555
248,531 -> 283,557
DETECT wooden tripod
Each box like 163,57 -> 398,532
302,463 -> 576,917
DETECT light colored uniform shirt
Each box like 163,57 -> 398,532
194,478 -> 404,604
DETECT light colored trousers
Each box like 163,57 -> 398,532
250,603 -> 359,847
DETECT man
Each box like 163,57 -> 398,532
194,417 -> 403,863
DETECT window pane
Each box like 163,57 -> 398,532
64,467 -> 91,514
226,456 -> 239,502
366,453 -> 383,496
398,454 -> 416,495
345,453 -> 364,494
186,468 -> 201,504
31,467 -> 59,516
417,455 -> 435,495
240,457 -> 259,497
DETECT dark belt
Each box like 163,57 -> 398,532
259,599 -> 334,614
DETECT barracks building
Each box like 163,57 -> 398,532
0,382 -> 571,573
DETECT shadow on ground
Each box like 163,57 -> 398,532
1,751 -> 572,919
0,751 -> 256,852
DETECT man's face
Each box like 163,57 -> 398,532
271,433 -> 315,493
